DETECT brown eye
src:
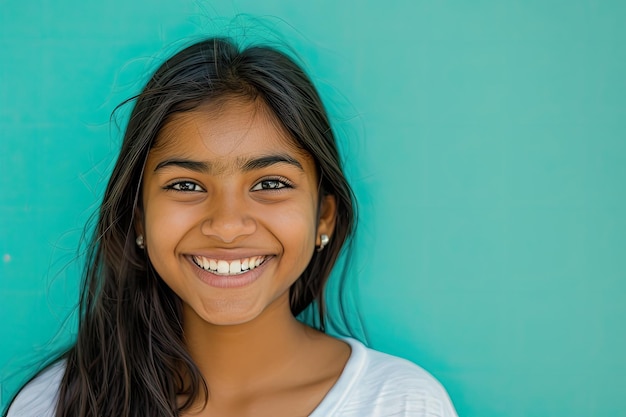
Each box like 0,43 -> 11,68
167,181 -> 204,192
251,178 -> 291,191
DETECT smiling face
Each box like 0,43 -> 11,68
139,98 -> 336,326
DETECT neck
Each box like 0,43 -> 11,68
182,294 -> 314,390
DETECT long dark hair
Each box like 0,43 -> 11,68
52,38 -> 356,416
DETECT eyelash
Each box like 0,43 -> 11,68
164,181 -> 204,192
251,177 -> 294,191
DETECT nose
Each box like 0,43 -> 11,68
200,191 -> 256,243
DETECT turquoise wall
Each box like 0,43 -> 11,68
2,1 -> 625,415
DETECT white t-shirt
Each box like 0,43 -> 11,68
310,338 -> 458,417
7,338 -> 458,417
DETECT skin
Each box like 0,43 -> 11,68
138,98 -> 351,416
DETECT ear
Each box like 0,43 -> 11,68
317,194 -> 337,242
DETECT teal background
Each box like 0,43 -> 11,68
1,1 -> 625,416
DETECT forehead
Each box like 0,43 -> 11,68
151,99 -> 307,165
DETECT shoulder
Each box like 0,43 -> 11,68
5,361 -> 65,417
312,338 -> 458,417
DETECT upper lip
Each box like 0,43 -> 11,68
185,250 -> 274,261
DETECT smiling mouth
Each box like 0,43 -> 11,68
192,255 -> 267,276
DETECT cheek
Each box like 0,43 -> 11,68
144,198 -> 199,241
270,203 -> 318,255
142,198 -> 199,279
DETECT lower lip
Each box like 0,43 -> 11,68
187,257 -> 271,289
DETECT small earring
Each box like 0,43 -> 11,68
317,234 -> 329,252
136,235 -> 145,249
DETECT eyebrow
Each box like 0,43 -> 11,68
154,159 -> 209,172
153,154 -> 303,174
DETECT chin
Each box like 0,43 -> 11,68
191,302 -> 267,327
184,289 -> 292,328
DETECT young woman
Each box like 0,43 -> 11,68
6,37 -> 457,417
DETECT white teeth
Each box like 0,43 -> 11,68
229,260 -> 241,274
217,260 -> 229,274
194,255 -> 266,276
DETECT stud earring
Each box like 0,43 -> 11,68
136,235 -> 145,249
317,234 -> 329,252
